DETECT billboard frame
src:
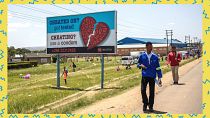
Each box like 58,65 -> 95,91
46,10 -> 117,55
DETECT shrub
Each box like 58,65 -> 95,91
8,61 -> 38,69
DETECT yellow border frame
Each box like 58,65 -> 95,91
0,0 -> 209,117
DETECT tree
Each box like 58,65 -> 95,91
8,46 -> 16,57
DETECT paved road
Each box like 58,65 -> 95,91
73,59 -> 202,114
152,60 -> 202,114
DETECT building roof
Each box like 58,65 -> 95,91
117,44 -> 167,49
117,37 -> 183,45
14,54 -> 23,58
25,53 -> 52,58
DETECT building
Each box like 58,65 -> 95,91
117,37 -> 187,56
9,54 -> 24,62
25,53 -> 52,64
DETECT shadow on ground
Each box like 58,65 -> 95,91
144,110 -> 167,114
49,86 -> 124,91
170,83 -> 186,86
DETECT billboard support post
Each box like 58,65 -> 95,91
101,54 -> 104,89
56,54 -> 60,88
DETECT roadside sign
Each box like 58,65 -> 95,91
47,11 -> 117,54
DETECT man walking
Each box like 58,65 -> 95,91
137,42 -> 162,112
167,45 -> 182,84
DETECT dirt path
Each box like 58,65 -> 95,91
73,59 -> 202,114
30,73 -> 139,114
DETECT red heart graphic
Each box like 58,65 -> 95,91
80,17 -> 110,49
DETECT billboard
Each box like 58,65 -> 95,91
47,11 -> 117,54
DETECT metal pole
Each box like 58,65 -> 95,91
184,36 -> 187,50
167,37 -> 168,54
101,54 -> 104,89
170,30 -> 173,45
57,54 -> 60,88
166,30 -> 169,55
189,35 -> 191,51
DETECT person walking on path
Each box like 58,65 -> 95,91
167,45 -> 182,85
72,62 -> 77,72
61,66 -> 68,85
137,42 -> 162,112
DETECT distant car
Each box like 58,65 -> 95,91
121,56 -> 134,66
133,58 -> 138,64
178,51 -> 188,60
130,51 -> 144,64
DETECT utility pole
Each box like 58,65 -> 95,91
185,35 -> 190,51
190,39 -> 192,51
185,36 -> 187,51
193,37 -> 198,49
166,30 -> 173,55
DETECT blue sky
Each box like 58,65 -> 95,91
8,4 -> 202,48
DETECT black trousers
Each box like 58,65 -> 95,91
141,77 -> 155,108
64,79 -> 67,84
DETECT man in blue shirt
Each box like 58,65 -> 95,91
137,42 -> 162,112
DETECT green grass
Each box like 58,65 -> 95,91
8,58 -> 121,90
8,56 -> 136,113
8,56 -> 195,114
8,66 -> 140,113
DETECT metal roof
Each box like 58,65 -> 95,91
117,44 -> 167,48
25,53 -> 52,58
117,37 -> 183,45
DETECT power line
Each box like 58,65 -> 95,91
119,19 -> 163,31
11,5 -> 173,39
8,15 -> 45,23
14,5 -> 59,16
26,5 -> 63,15
9,10 -> 45,21
79,6 -> 192,42
118,29 -> 165,37
51,4 -> 160,34
51,4 -> 80,14
51,4 -> 164,38
75,5 -> 164,31
77,4 -> 97,12
76,5 -> 164,33
118,23 -> 164,34
50,4 -> 165,35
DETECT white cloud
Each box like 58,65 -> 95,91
8,22 -> 31,28
8,22 -> 31,32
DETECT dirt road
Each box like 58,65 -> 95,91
73,59 -> 202,114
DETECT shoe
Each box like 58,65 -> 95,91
149,107 -> 154,112
143,104 -> 147,112
173,82 -> 178,85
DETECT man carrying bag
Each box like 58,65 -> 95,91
137,42 -> 163,112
